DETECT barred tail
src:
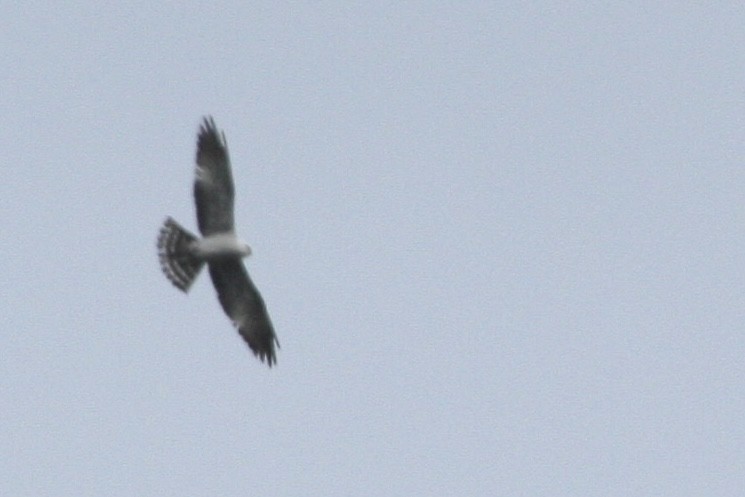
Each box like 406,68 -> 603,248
157,217 -> 205,292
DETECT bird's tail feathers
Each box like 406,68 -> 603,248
157,217 -> 204,292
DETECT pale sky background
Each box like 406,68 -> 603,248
2,2 -> 744,496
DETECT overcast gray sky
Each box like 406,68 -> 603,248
2,2 -> 744,496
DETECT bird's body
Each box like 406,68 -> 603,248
192,232 -> 251,260
157,117 -> 278,366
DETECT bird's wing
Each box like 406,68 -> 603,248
194,117 -> 235,236
208,259 -> 278,366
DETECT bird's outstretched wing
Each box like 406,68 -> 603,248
194,117 -> 235,236
208,259 -> 279,366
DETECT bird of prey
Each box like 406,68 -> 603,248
157,117 -> 278,366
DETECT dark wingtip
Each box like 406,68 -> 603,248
197,116 -> 227,157
200,115 -> 217,133
249,336 -> 279,368
256,346 -> 278,368
198,116 -> 219,141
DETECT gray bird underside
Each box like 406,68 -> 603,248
158,117 -> 279,367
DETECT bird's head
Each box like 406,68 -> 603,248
240,243 -> 253,257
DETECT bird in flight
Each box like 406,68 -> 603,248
157,117 -> 278,366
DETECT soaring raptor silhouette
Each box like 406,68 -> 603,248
157,117 -> 278,366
